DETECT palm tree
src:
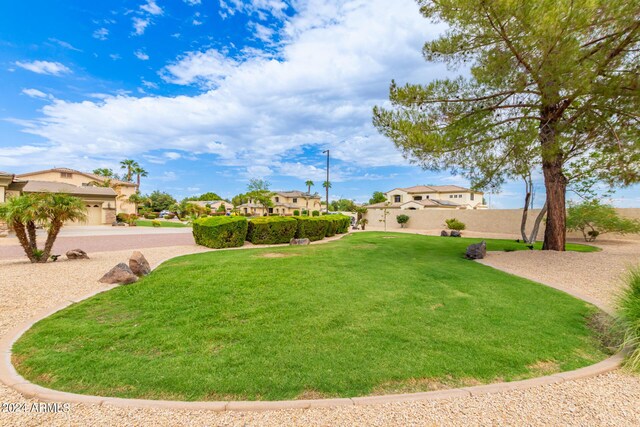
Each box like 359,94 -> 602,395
305,180 -> 314,213
0,193 -> 86,263
322,181 -> 331,213
132,165 -> 148,190
120,159 -> 138,182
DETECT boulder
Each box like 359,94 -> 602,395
129,251 -> 151,277
66,249 -> 89,260
450,230 -> 462,238
290,238 -> 311,246
440,230 -> 449,237
465,241 -> 487,260
99,263 -> 138,285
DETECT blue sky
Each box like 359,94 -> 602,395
0,0 -> 638,207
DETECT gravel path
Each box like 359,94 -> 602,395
1,237 -> 639,426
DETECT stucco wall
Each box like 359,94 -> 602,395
364,208 -> 640,240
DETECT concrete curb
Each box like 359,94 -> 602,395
0,233 -> 625,412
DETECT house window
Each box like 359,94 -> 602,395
413,196 -> 422,201
471,193 -> 475,201
394,195 -> 401,203
60,172 -> 72,179
275,197 -> 279,202
293,198 -> 297,203
449,195 -> 453,198
426,195 -> 429,199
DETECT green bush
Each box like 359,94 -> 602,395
144,213 -> 158,220
294,216 -> 329,241
311,210 -> 320,217
323,215 -> 351,236
192,216 -> 248,249
116,213 -> 130,223
301,209 -> 308,216
396,214 -> 410,228
567,200 -> 640,242
247,217 -> 298,244
617,266 -> 640,371
445,218 -> 466,231
164,213 -> 175,220
151,220 -> 162,228
293,210 -> 300,216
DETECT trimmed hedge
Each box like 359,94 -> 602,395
325,214 -> 351,234
293,216 -> 329,241
247,217 -> 297,244
193,216 -> 248,249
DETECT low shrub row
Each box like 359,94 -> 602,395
193,216 -> 248,249
193,215 -> 352,248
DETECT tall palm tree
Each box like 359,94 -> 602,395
305,180 -> 314,212
120,159 -> 138,182
132,165 -> 148,190
322,181 -> 331,213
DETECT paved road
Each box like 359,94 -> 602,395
0,230 -> 196,260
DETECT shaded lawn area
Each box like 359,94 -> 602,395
13,232 -> 605,401
134,220 -> 190,228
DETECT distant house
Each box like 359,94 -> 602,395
238,191 -> 322,216
16,168 -> 138,219
368,185 -> 486,210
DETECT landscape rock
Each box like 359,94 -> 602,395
440,230 -> 449,237
290,238 -> 311,246
450,230 -> 462,237
465,240 -> 487,260
99,263 -> 138,285
129,251 -> 151,276
66,249 -> 89,260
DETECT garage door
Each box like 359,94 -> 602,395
84,204 -> 102,225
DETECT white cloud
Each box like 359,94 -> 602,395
93,28 -> 109,40
14,60 -> 71,76
48,38 -> 82,52
184,0 -> 201,5
192,19 -> 203,26
132,17 -> 151,35
109,53 -> 122,61
219,0 -> 288,20
164,152 -> 182,160
249,22 -> 275,42
161,49 -> 239,87
135,50 -> 150,60
140,0 -> 163,15
142,79 -> 159,89
14,0 -> 445,178
21,88 -> 51,99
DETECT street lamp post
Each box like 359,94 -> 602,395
322,149 -> 329,214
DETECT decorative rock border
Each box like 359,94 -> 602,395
0,235 -> 625,412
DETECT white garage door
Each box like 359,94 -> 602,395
84,204 -> 102,225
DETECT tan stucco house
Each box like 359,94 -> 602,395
238,191 -> 322,216
16,168 -> 138,217
188,200 -> 231,213
367,185 -> 486,211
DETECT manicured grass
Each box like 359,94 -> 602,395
13,233 -> 605,401
134,219 -> 190,228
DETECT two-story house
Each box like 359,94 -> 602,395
238,190 -> 322,216
367,185 -> 486,210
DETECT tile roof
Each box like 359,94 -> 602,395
22,180 -> 117,196
399,185 -> 477,193
17,168 -> 137,187
276,190 -> 320,198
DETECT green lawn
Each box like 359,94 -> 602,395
134,219 -> 190,228
13,233 -> 605,401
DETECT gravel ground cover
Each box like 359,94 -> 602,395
1,235 -> 639,425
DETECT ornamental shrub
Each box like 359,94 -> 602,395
116,213 -> 130,223
445,218 -> 466,231
247,216 -> 297,244
567,200 -> 640,242
145,213 -> 158,220
616,266 -> 640,371
323,215 -> 351,236
294,216 -> 329,241
293,209 -> 300,216
397,214 -> 410,228
192,216 -> 248,249
311,210 -> 320,217
151,220 -> 162,227
164,213 -> 175,219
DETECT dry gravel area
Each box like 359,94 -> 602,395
1,236 -> 640,426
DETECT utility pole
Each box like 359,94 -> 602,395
323,149 -> 330,214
